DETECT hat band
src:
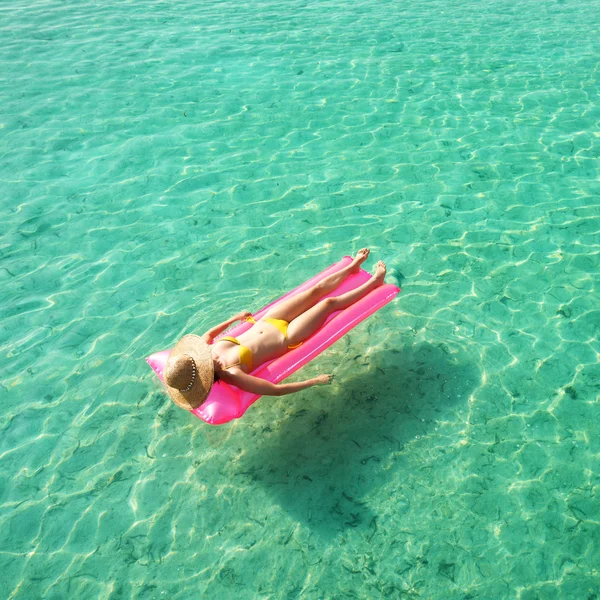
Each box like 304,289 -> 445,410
180,354 -> 197,392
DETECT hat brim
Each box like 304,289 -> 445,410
164,335 -> 214,410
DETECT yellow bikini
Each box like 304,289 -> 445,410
218,337 -> 254,371
262,317 -> 303,349
217,316 -> 301,372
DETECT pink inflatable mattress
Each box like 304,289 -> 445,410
146,256 -> 400,424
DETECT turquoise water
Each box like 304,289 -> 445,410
1,0 -> 599,597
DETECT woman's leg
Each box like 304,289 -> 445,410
264,249 -> 370,322
286,261 -> 386,344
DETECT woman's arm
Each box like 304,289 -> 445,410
202,311 -> 253,343
219,370 -> 333,397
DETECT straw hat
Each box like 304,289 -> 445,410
164,335 -> 214,410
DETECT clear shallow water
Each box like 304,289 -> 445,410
1,0 -> 599,597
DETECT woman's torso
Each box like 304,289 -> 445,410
213,319 -> 288,373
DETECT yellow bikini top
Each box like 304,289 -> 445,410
217,336 -> 253,371
215,315 -> 302,372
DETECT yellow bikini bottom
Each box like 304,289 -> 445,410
247,316 -> 302,349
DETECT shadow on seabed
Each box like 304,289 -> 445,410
231,342 -> 481,539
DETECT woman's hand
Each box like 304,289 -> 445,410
314,374 -> 334,385
234,311 -> 253,322
203,311 -> 254,342
221,370 -> 335,396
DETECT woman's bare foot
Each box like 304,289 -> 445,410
373,260 -> 386,285
350,248 -> 370,273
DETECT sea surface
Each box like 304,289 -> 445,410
1,0 -> 599,598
